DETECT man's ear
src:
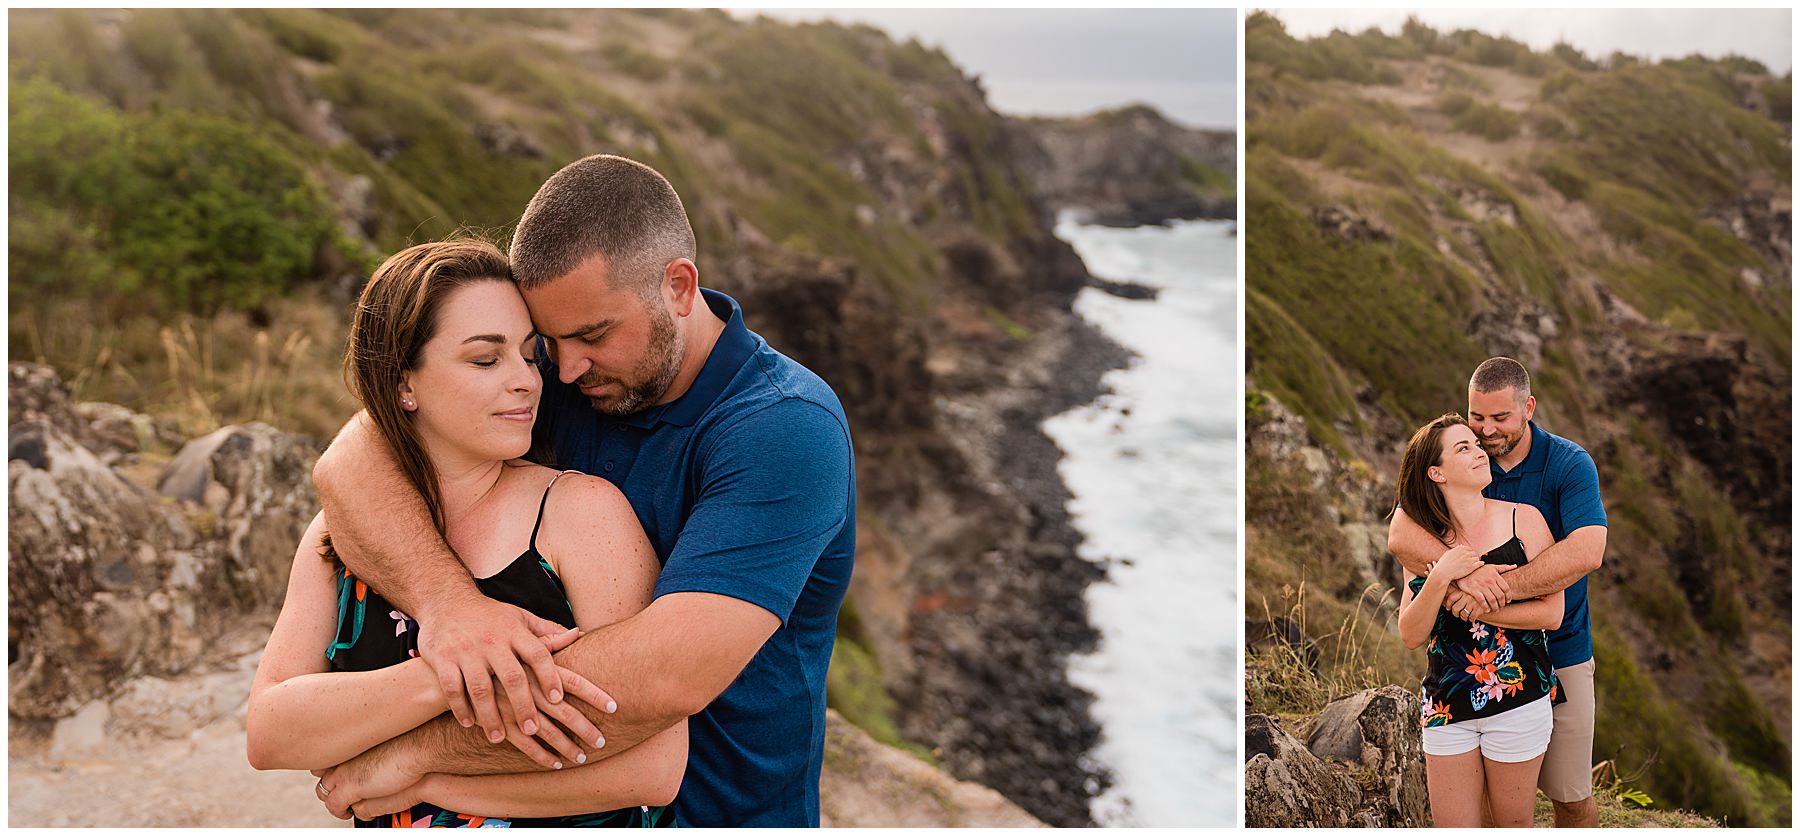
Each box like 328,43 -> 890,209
1522,395 -> 1537,423
665,258 -> 700,317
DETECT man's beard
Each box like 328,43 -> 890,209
578,309 -> 683,416
1479,426 -> 1523,460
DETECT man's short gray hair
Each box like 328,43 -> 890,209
1470,356 -> 1531,402
509,155 -> 696,297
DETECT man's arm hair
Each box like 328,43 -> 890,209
389,592 -> 777,777
313,412 -> 482,615
1497,525 -> 1605,601
1386,505 -> 1444,577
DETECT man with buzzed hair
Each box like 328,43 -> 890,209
1387,356 -> 1607,827
309,155 -> 856,826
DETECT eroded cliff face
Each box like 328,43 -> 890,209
1245,13 -> 1791,826
1017,104 -> 1237,226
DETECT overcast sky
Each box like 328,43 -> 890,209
1271,8 -> 1792,75
741,9 -> 1238,130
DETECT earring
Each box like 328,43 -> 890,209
402,399 -> 415,409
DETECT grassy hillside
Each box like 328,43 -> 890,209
1245,12 -> 1790,826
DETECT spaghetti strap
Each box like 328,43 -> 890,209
529,470 -> 580,555
1511,506 -> 1517,537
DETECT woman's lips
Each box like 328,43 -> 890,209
496,407 -> 534,422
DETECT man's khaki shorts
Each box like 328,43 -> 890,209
1538,659 -> 1596,803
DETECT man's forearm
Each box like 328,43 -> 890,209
315,413 -> 479,616
380,593 -> 766,777
384,611 -> 706,776
1499,529 -> 1604,601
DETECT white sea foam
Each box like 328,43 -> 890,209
1045,215 -> 1237,827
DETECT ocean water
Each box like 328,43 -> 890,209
1045,216 -> 1238,827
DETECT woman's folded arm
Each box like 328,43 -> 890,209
417,719 -> 688,818
1473,589 -> 1564,632
247,512 -> 447,771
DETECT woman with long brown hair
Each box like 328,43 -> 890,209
245,239 -> 684,825
1394,413 -> 1561,827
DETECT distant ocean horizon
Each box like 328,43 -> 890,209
1046,215 -> 1237,827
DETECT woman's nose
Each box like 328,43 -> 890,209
510,354 -> 540,392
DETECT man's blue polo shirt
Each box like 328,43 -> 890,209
1482,420 -> 1606,668
533,289 -> 856,826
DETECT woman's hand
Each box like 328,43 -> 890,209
1429,544 -> 1483,582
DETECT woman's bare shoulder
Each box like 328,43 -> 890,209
1504,502 -> 1553,555
537,471 -> 647,573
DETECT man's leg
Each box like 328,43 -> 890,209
1537,659 -> 1598,827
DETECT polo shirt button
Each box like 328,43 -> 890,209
603,461 -> 615,472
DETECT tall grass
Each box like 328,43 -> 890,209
11,290 -> 355,440
1246,581 -> 1415,718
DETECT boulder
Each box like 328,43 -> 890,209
1244,713 -> 1366,827
9,364 -> 321,719
1305,686 -> 1429,827
157,423 -> 322,610
9,412 -> 217,719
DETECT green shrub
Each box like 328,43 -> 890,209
1436,91 -> 1474,116
1452,101 -> 1521,140
601,41 -> 671,82
1537,155 -> 1590,200
10,78 -> 339,312
1761,76 -> 1791,122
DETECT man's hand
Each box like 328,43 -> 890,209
415,596 -> 577,746
314,739 -> 424,821
1449,562 -> 1509,613
348,777 -> 431,822
1446,564 -> 1519,619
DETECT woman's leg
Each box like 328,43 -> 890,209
1483,753 -> 1546,827
1425,749 -> 1487,827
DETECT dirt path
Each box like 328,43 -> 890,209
10,699 -> 341,827
9,633 -> 342,828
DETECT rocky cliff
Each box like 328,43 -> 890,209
1018,104 -> 1236,226
1245,12 -> 1790,826
9,9 -> 1127,824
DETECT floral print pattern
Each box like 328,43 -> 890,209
1409,537 -> 1561,729
327,556 -> 674,829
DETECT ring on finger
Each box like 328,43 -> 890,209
317,780 -> 331,797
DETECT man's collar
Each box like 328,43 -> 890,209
616,289 -> 755,429
1493,420 -> 1550,475
1490,421 -> 1548,472
1517,421 -> 1551,472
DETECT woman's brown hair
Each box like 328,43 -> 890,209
322,238 -> 513,561
1392,412 -> 1473,546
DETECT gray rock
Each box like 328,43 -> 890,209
48,699 -> 111,761
157,423 -> 322,610
1305,686 -> 1428,827
109,667 -> 254,739
8,420 -> 210,719
1244,713 -> 1365,827
9,364 -> 321,720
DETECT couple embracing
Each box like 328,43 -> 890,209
245,155 -> 856,826
1391,357 -> 1607,828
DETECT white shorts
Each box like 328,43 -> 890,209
1421,693 -> 1554,763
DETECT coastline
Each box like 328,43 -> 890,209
914,294 -> 1135,826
